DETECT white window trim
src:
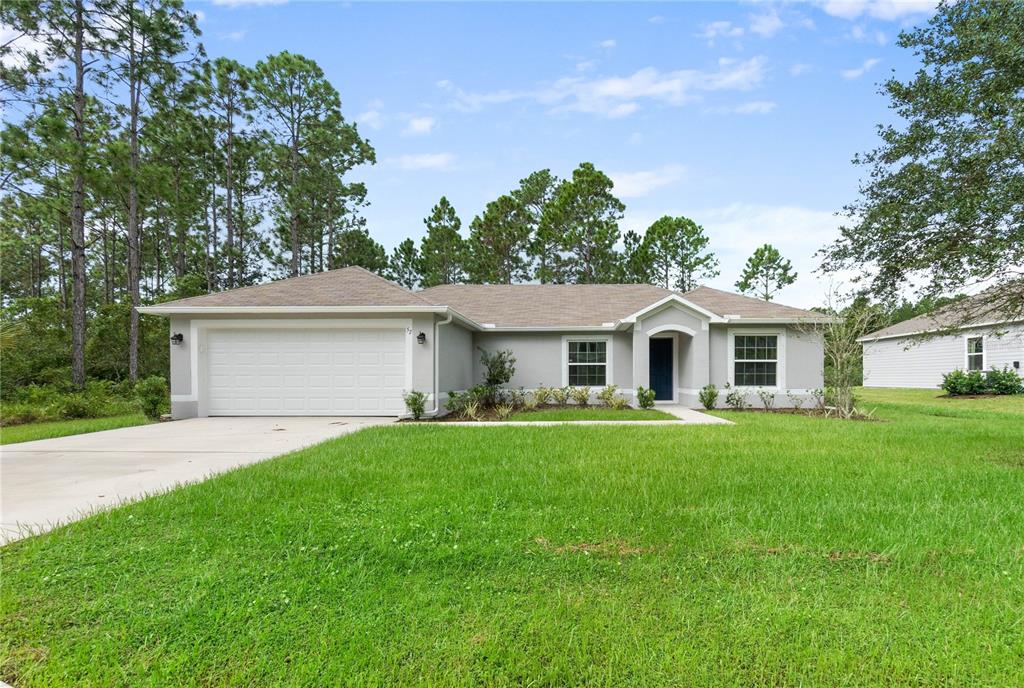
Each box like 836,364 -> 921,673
727,328 -> 786,390
561,335 -> 613,388
964,334 -> 986,371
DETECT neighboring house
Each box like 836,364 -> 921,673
140,266 -> 828,418
859,294 -> 1024,389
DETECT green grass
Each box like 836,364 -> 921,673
3,390 -> 1023,686
0,413 -> 150,445
509,406 -> 677,421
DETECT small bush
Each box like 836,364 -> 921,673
756,388 -> 775,412
479,348 -> 516,388
462,400 -> 480,421
569,386 -> 591,406
635,386 -> 656,409
985,366 -> 1023,395
54,394 -> 94,419
523,394 -> 539,411
787,390 -> 806,413
810,388 -> 826,412
551,387 -> 570,406
403,390 -> 427,419
506,388 -> 527,409
698,384 -> 719,410
135,375 -> 169,420
494,403 -> 514,420
445,390 -> 466,416
941,369 -> 986,395
533,385 -> 553,406
596,384 -> 619,407
724,385 -> 748,411
610,396 -> 629,410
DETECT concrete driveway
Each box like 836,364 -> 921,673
1,416 -> 393,543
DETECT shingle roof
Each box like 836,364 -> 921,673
150,266 -> 825,326
861,292 -> 1020,340
417,283 -> 825,327
153,266 -> 434,308
417,283 -> 674,327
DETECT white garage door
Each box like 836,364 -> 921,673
205,328 -> 408,416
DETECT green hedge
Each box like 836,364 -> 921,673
941,367 -> 1023,396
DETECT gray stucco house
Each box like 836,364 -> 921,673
859,294 -> 1024,389
140,266 -> 828,418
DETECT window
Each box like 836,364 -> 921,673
567,339 -> 607,386
733,334 -> 778,387
966,336 -> 984,371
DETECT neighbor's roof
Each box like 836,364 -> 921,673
144,266 -> 826,327
860,291 -> 1022,341
149,266 -> 434,309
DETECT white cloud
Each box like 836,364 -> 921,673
401,116 -> 436,137
850,24 -> 888,44
749,9 -> 785,37
789,63 -> 813,76
387,153 -> 455,171
818,0 -> 935,21
194,9 -> 206,22
357,102 -> 384,130
609,164 -> 686,198
0,24 -> 55,71
622,203 -> 847,307
218,29 -> 247,41
441,57 -> 767,119
648,15 -> 666,24
600,39 -> 617,49
733,100 -> 778,114
575,59 -> 597,72
697,20 -> 744,43
841,57 -> 881,79
212,0 -> 288,6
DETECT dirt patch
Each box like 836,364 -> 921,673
984,450 -> 1024,468
533,537 -> 654,557
827,550 -> 890,564
734,540 -> 797,556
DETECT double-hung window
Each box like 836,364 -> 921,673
567,340 -> 607,386
966,336 -> 984,371
733,334 -> 778,387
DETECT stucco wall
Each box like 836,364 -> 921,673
709,324 -> 823,407
437,322 -> 474,393
473,331 -> 632,391
633,304 -> 710,405
863,324 -> 1023,388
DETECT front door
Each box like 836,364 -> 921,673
649,338 -> 674,401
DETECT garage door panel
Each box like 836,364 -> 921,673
206,327 -> 408,416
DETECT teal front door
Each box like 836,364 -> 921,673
649,338 -> 673,401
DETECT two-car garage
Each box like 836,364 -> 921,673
203,326 -> 409,416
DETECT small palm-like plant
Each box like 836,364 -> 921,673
569,386 -> 591,406
533,385 -> 553,405
551,387 -> 570,406
494,403 -> 514,420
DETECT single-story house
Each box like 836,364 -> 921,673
140,266 -> 828,418
859,294 -> 1024,388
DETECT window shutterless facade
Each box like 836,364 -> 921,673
733,334 -> 778,387
566,339 -> 607,386
966,336 -> 984,371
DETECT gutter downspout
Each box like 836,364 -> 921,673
428,310 -> 454,417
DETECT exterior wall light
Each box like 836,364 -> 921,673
170,333 -> 184,345
417,332 -> 427,345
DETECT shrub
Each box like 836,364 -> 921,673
494,403 -> 514,420
756,388 -> 775,412
810,388 -> 826,412
610,396 -> 630,410
533,385 -> 553,406
462,400 -> 480,421
523,394 -> 539,411
724,385 -> 748,411
596,384 -> 619,407
569,386 -> 591,406
135,375 -> 169,420
635,386 -> 656,409
551,387 -> 569,406
985,366 -> 1023,395
445,390 -> 466,416
698,384 -> 719,410
54,394 -> 94,419
479,348 -> 516,387
787,390 -> 806,413
403,390 -> 427,419
506,387 -> 527,409
941,369 -> 986,396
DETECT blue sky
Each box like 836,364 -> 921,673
192,0 -> 937,307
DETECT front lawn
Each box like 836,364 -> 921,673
2,390 -> 1023,685
508,406 -> 676,421
0,413 -> 150,445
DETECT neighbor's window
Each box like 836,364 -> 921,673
734,335 -> 778,387
567,340 -> 607,386
966,336 -> 984,371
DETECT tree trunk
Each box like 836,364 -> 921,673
225,96 -> 235,288
126,13 -> 141,383
68,0 -> 88,389
289,136 -> 300,276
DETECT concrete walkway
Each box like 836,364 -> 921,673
657,405 -> 734,424
1,416 -> 393,543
